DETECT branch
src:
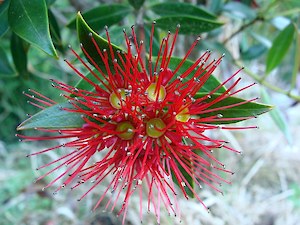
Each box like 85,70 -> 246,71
223,17 -> 263,44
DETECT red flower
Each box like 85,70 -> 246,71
17,23 -> 258,223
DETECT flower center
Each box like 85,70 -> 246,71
116,121 -> 135,140
146,83 -> 166,102
146,118 -> 166,138
109,88 -> 126,109
175,107 -> 190,122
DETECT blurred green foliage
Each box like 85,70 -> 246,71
0,0 -> 300,224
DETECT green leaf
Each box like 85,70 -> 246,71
75,22 -> 160,94
99,25 -> 127,47
194,92 -> 272,124
0,0 -> 10,37
208,0 -> 224,14
171,137 -> 195,198
0,46 -> 17,77
261,88 -> 292,144
10,33 -> 29,76
266,23 -> 295,74
154,16 -> 223,35
151,2 -> 216,20
17,101 -> 84,130
8,0 -> 58,57
291,29 -> 300,90
241,44 -> 267,61
76,12 -> 124,70
72,68 -> 105,96
171,160 -> 195,198
46,0 -> 56,6
128,0 -> 145,10
48,9 -> 64,53
201,41 -> 234,62
223,2 -> 256,20
68,4 -> 131,31
290,183 -> 300,208
153,56 -> 226,93
144,24 -> 160,56
251,33 -> 272,48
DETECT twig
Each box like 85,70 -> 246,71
223,17 -> 262,44
235,60 -> 300,102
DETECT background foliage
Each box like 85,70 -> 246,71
0,0 -> 299,224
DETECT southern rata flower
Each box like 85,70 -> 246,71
17,23 -> 259,223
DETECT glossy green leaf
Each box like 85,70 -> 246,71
261,88 -> 292,144
153,56 -> 226,93
171,161 -> 195,198
76,12 -> 124,71
0,0 -> 10,37
151,2 -> 216,20
68,4 -> 131,31
128,0 -> 145,10
194,92 -> 272,124
72,68 -> 106,96
48,9 -> 64,53
266,23 -> 295,74
17,102 -> 84,130
0,46 -> 17,77
75,22 -> 159,93
8,0 -> 58,57
99,25 -> 127,47
10,33 -> 28,76
154,16 -> 223,35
